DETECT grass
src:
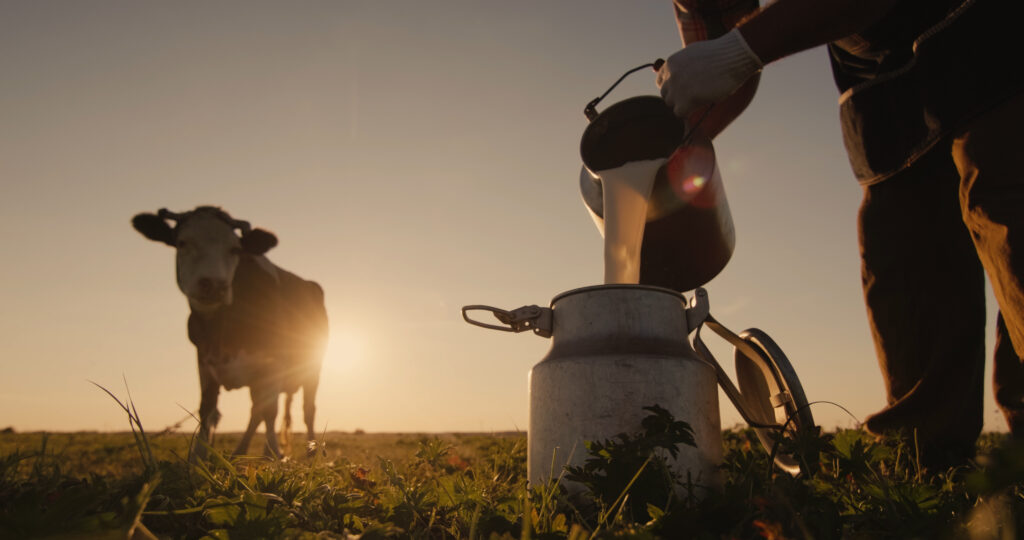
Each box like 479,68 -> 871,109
2,406 -> 1024,539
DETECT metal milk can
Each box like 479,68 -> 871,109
464,285 -> 815,496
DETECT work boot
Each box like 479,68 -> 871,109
865,424 -> 975,474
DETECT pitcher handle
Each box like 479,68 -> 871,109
584,59 -> 665,121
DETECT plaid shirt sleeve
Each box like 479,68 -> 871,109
673,0 -> 760,44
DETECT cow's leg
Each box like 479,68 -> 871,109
233,398 -> 262,457
303,377 -> 319,456
234,383 -> 283,458
259,387 -> 283,458
193,363 -> 221,462
279,392 -> 293,455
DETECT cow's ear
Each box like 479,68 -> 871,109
241,228 -> 278,255
132,213 -> 176,247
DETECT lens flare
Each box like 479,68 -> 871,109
682,175 -> 706,194
666,142 -> 718,208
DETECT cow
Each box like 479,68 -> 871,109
132,206 -> 328,459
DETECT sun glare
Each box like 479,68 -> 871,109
324,326 -> 364,369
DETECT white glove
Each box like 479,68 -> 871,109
656,28 -> 763,119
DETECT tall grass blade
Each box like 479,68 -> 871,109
590,454 -> 652,539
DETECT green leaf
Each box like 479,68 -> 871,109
204,499 -> 241,526
646,503 -> 665,521
551,513 -> 567,532
240,491 -> 269,519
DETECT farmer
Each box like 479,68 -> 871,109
656,0 -> 1024,470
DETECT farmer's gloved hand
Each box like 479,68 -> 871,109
656,28 -> 763,119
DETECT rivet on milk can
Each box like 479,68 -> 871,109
463,285 -> 816,498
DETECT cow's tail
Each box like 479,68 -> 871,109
280,392 -> 294,454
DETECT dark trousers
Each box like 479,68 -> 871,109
860,92 -> 1024,460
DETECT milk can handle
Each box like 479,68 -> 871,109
584,59 -> 665,121
462,305 -> 553,338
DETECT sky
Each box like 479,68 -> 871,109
0,1 -> 1007,436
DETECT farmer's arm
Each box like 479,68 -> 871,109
672,0 -> 761,138
660,0 -> 899,120
739,0 -> 899,63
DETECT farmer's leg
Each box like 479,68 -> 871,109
993,313 -> 1024,433
859,144 -> 987,466
952,91 -> 1024,434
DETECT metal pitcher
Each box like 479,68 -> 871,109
579,63 -> 735,292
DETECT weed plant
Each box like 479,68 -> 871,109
2,401 -> 1023,539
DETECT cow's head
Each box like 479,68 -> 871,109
132,206 -> 278,312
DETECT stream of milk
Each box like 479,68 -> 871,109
598,158 -> 667,284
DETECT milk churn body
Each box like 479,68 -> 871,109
528,285 -> 722,494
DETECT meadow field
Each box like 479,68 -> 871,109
3,404 -> 1024,540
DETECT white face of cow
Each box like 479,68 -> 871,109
174,212 -> 243,312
